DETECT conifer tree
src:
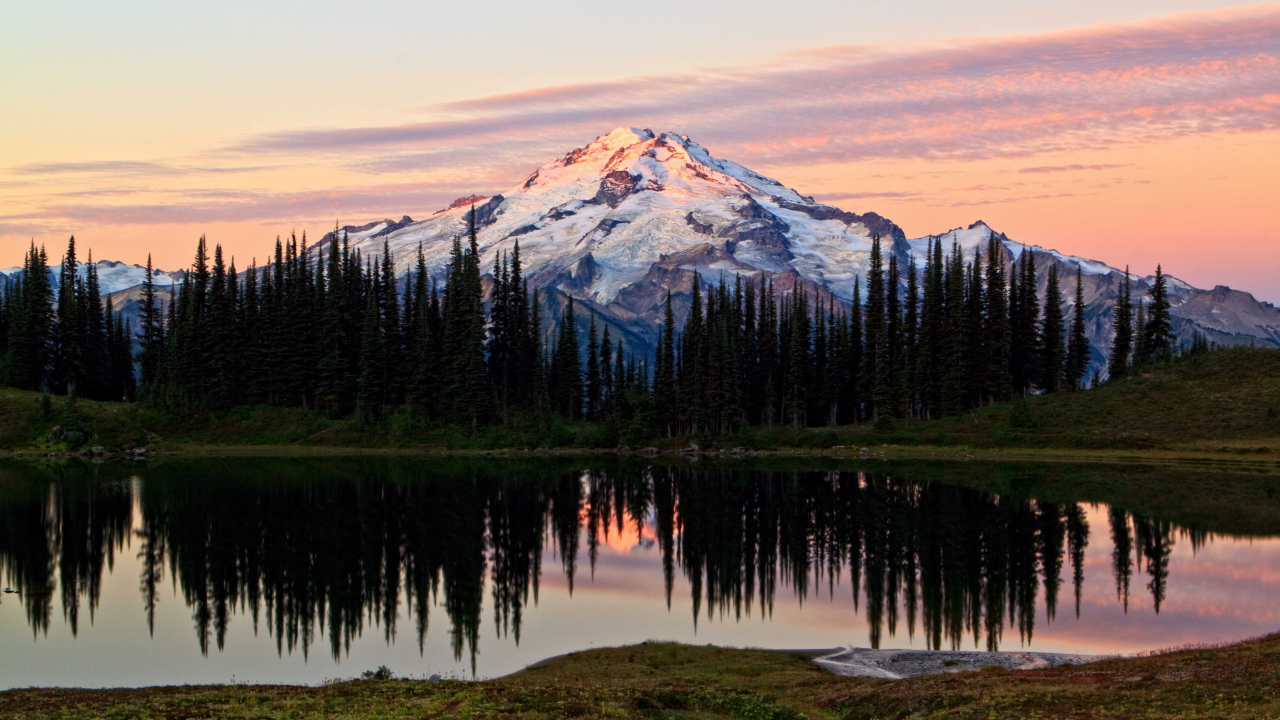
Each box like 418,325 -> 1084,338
137,254 -> 164,388
1065,266 -> 1089,390
356,290 -> 384,425
903,259 -> 919,418
7,243 -> 54,390
553,297 -> 583,419
847,276 -> 863,421
599,325 -> 613,413
1108,267 -> 1133,380
55,236 -> 83,395
1040,264 -> 1065,393
585,312 -> 601,420
654,291 -> 677,435
941,241 -> 969,414
1133,296 -> 1148,367
983,235 -> 1011,403
1143,265 -> 1174,361
862,235 -> 884,418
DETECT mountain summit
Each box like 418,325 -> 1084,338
7,128 -> 1276,377
317,127 -> 1278,374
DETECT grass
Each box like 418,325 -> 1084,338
4,634 -> 1280,719
2,347 -> 1278,456
736,347 -> 1280,453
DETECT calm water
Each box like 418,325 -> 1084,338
1,457 -> 1277,688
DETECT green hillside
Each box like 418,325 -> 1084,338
2,347 -> 1277,454
741,347 -> 1280,453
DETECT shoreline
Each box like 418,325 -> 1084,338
3,442 -> 1279,469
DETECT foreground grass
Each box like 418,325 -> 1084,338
736,347 -> 1280,453
4,634 -> 1280,719
2,347 -> 1278,455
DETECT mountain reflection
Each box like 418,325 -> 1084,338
0,460 -> 1200,668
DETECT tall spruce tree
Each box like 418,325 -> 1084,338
1108,267 -> 1133,379
1039,264 -> 1065,393
1064,266 -> 1089,390
863,235 -> 885,419
1143,265 -> 1174,361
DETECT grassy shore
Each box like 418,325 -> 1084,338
2,347 -> 1278,456
3,634 -> 1279,719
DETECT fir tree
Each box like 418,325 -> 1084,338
585,312 -> 601,420
1108,267 -> 1133,380
1039,264 -> 1065,393
1143,265 -> 1174,361
1065,266 -> 1089,390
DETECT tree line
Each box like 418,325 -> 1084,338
0,459 -> 1184,665
1,209 -> 1182,435
0,238 -> 136,402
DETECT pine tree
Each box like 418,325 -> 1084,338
585,312 -> 601,420
1108,267 -> 1133,380
941,240 -> 969,415
1064,266 -> 1089,390
1039,264 -> 1065,393
356,289 -> 384,425
654,291 -> 677,435
1143,265 -> 1174,361
983,235 -> 1011,403
903,259 -> 919,418
862,235 -> 884,419
137,254 -> 164,388
55,236 -> 83,395
1133,296 -> 1148,367
553,297 -> 583,419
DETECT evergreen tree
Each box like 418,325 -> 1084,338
902,259 -> 919,418
1143,265 -> 1174,361
55,236 -> 83,395
137,254 -> 164,388
1065,266 -> 1089,390
356,289 -> 384,425
983,235 -> 1011,403
654,291 -> 677,435
1108,267 -> 1133,380
941,241 -> 969,414
862,235 -> 884,419
1039,264 -> 1065,393
585,312 -> 601,420
1134,293 -> 1148,367
553,297 -> 583,419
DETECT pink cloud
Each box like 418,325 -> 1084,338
226,5 -> 1280,172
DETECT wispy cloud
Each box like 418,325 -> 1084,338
7,5 -> 1278,236
40,182 -> 488,226
228,5 -> 1280,171
812,191 -> 926,201
10,160 -> 279,177
1018,164 -> 1131,174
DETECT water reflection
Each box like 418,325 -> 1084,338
0,459 -> 1265,675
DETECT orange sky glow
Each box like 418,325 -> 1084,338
2,5 -> 1277,300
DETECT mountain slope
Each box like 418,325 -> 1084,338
10,127 -> 1277,376
323,128 -> 1279,376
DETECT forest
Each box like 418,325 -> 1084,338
0,207 -> 1186,438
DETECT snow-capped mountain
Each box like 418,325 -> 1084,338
0,260 -> 183,296
8,127 -> 1276,378
317,127 -> 1278,377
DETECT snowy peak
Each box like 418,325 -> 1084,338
519,128 -> 807,204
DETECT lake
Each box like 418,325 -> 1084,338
1,456 -> 1277,688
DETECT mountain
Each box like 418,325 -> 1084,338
9,127 -> 1277,378
0,260 -> 183,296
318,127 -> 1279,377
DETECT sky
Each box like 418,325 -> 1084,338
1,0 -> 1278,300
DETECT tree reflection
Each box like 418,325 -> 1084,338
0,459 -> 1223,668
